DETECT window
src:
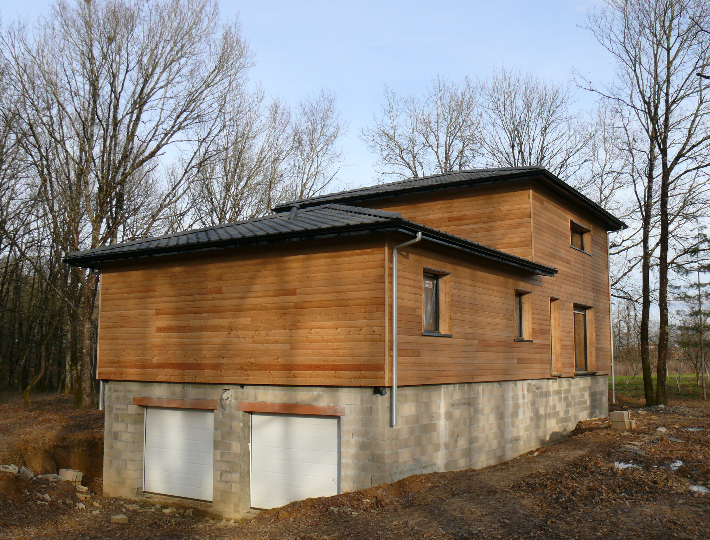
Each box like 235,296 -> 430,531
570,221 -> 591,253
514,291 -> 532,341
423,273 -> 439,333
422,270 -> 451,336
574,305 -> 588,371
550,298 -> 561,375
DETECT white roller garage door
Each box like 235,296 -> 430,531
144,408 -> 214,501
251,413 -> 339,509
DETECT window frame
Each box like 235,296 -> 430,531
514,290 -> 533,342
422,269 -> 452,337
570,221 -> 591,254
573,305 -> 589,372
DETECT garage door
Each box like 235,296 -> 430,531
144,408 -> 214,501
251,414 -> 339,509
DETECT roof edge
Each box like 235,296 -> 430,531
65,218 -> 556,277
274,168 -> 627,232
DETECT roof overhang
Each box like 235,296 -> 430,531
65,218 -> 557,277
273,168 -> 627,232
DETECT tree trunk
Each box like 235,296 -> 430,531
656,170 -> 670,405
78,271 -> 98,408
640,165 -> 655,406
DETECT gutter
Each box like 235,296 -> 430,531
391,232 -> 422,428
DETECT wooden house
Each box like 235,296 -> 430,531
66,167 -> 625,517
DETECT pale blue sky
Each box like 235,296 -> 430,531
2,0 -> 615,190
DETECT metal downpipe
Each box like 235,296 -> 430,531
391,232 -> 422,427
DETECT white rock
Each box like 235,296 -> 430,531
111,514 -> 128,524
18,466 -> 34,481
0,464 -> 19,474
58,469 -> 82,483
42,493 -> 52,502
614,461 -> 641,470
92,510 -> 100,516
656,427 -> 668,432
76,503 -> 86,509
690,485 -> 710,494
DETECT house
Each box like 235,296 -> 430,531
66,166 -> 625,518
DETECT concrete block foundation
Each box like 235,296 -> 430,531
103,376 -> 607,518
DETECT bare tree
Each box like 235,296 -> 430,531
284,90 -> 346,201
481,68 -> 592,181
585,0 -> 710,405
362,76 -> 483,180
188,89 -> 345,227
2,0 -> 252,407
189,90 -> 292,227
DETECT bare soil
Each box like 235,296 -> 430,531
0,394 -> 709,539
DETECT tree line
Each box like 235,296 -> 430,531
0,0 -> 709,408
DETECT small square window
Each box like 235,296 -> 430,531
570,221 -> 590,252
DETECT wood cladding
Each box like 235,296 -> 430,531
97,178 -> 614,387
98,240 -> 387,386
358,182 -> 534,260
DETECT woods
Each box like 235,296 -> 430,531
0,0 -> 709,408
0,0 -> 345,407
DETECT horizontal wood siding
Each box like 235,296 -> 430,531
391,239 -> 550,385
98,240 -> 386,386
360,182 -> 533,259
530,186 -> 612,377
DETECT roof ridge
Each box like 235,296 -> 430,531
273,167 -> 543,211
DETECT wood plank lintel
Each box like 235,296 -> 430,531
132,396 -> 218,410
237,401 -> 345,417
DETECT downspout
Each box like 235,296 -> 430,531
608,234 -> 615,404
391,232 -> 422,427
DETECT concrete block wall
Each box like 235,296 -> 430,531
102,375 -> 607,519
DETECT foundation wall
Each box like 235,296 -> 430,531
103,376 -> 607,518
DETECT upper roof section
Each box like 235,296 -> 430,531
273,167 -> 626,232
64,203 -> 556,277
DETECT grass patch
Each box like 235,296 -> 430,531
610,373 -> 709,406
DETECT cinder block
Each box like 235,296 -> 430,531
610,411 -> 630,422
611,420 -> 631,431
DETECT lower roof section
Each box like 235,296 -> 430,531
65,203 -> 556,277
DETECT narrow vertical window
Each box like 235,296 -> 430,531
574,305 -> 588,372
514,291 -> 532,341
515,293 -> 524,339
423,273 -> 439,333
550,298 -> 561,375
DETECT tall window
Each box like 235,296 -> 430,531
574,305 -> 588,371
423,273 -> 440,333
550,298 -> 561,375
514,291 -> 532,341
515,293 -> 524,338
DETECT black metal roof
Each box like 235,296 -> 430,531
272,167 -> 626,231
64,203 -> 557,276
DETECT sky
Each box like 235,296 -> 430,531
1,0 -> 616,191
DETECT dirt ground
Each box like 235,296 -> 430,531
0,394 -> 709,540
